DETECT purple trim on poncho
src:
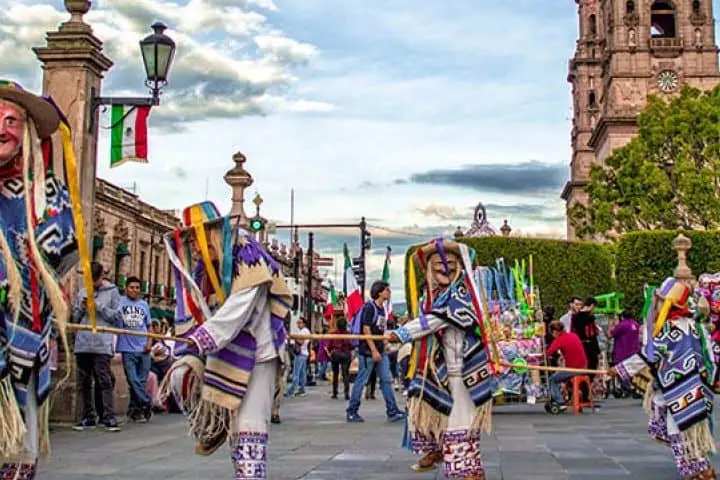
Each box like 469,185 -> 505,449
270,314 -> 287,351
233,234 -> 280,275
190,326 -> 218,354
419,312 -> 429,330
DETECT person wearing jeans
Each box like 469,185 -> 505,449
117,276 -> 153,422
546,321 -> 587,410
346,281 -> 405,423
285,319 -> 310,397
71,262 -> 123,432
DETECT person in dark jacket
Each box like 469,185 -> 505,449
571,297 -> 600,402
328,317 -> 353,400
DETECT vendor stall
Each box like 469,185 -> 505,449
476,256 -> 547,403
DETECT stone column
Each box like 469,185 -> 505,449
33,1 -> 113,424
33,0 -> 113,245
673,233 -> 695,287
224,151 -> 254,225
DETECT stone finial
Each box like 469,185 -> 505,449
454,226 -> 464,239
500,219 -> 512,237
673,233 -> 694,286
224,151 -> 254,224
61,0 -> 93,32
65,0 -> 90,22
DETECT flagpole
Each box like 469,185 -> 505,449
290,188 -> 294,246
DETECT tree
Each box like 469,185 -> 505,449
570,85 -> 720,239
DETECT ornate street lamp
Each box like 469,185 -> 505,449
89,22 -> 176,132
140,22 -> 176,97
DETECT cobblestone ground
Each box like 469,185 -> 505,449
40,383 -> 716,479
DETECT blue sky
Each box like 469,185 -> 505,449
5,0 -> 708,302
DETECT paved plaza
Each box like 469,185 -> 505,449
40,385 -> 712,479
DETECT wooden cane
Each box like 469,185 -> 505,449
499,360 -> 608,376
290,334 -> 389,341
66,324 -> 389,344
67,323 -> 195,344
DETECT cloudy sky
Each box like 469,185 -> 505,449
2,0 -> 601,302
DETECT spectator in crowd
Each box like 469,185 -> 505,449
346,280 -> 405,423
542,305 -> 558,367
609,310 -> 640,366
546,321 -> 588,412
316,329 -> 330,382
72,262 -> 123,432
571,297 -> 601,402
559,296 -> 583,334
328,317 -> 353,400
285,318 -> 311,398
116,276 -> 153,423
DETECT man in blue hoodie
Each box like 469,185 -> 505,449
117,276 -> 153,423
71,262 -> 123,432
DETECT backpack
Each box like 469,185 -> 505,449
349,301 -> 379,348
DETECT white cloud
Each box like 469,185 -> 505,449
0,0 -> 327,123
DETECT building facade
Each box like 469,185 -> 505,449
92,179 -> 180,316
561,0 -> 720,238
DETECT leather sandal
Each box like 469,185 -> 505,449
410,451 -> 442,472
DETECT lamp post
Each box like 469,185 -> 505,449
88,22 -> 176,132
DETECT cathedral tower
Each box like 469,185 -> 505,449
562,0 -> 720,239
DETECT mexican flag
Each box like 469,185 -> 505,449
382,246 -> 393,317
110,105 -> 151,168
343,243 -> 363,320
324,281 -> 338,321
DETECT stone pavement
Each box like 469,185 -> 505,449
40,384 -> 714,479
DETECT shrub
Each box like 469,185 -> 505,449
404,237 -> 615,316
616,230 -> 720,315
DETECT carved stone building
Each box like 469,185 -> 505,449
561,0 -> 720,238
92,179 -> 181,315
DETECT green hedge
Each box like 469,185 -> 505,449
616,230 -> 720,315
404,237 -> 615,316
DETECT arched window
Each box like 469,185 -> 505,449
692,0 -> 701,14
589,14 -> 597,36
651,1 -> 676,38
626,0 -> 635,14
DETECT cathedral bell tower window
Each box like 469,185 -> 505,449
626,0 -> 635,14
651,1 -> 677,38
692,0 -> 701,14
588,90 -> 597,109
589,14 -> 597,36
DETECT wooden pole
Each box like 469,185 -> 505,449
66,324 -> 389,344
498,360 -> 607,376
67,323 -> 194,344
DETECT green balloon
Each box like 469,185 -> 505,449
511,358 -> 528,374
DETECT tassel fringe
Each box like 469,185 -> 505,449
471,401 -> 493,433
642,384 -> 654,414
408,397 -> 448,444
681,420 -> 717,458
158,357 -> 232,447
38,401 -> 51,458
0,376 -> 26,459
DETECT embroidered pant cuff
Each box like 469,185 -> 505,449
442,427 -> 484,479
669,434 -> 713,479
411,431 -> 440,455
231,431 -> 269,480
0,462 -> 38,479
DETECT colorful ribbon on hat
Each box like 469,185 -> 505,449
183,204 -> 225,305
58,121 -> 96,331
